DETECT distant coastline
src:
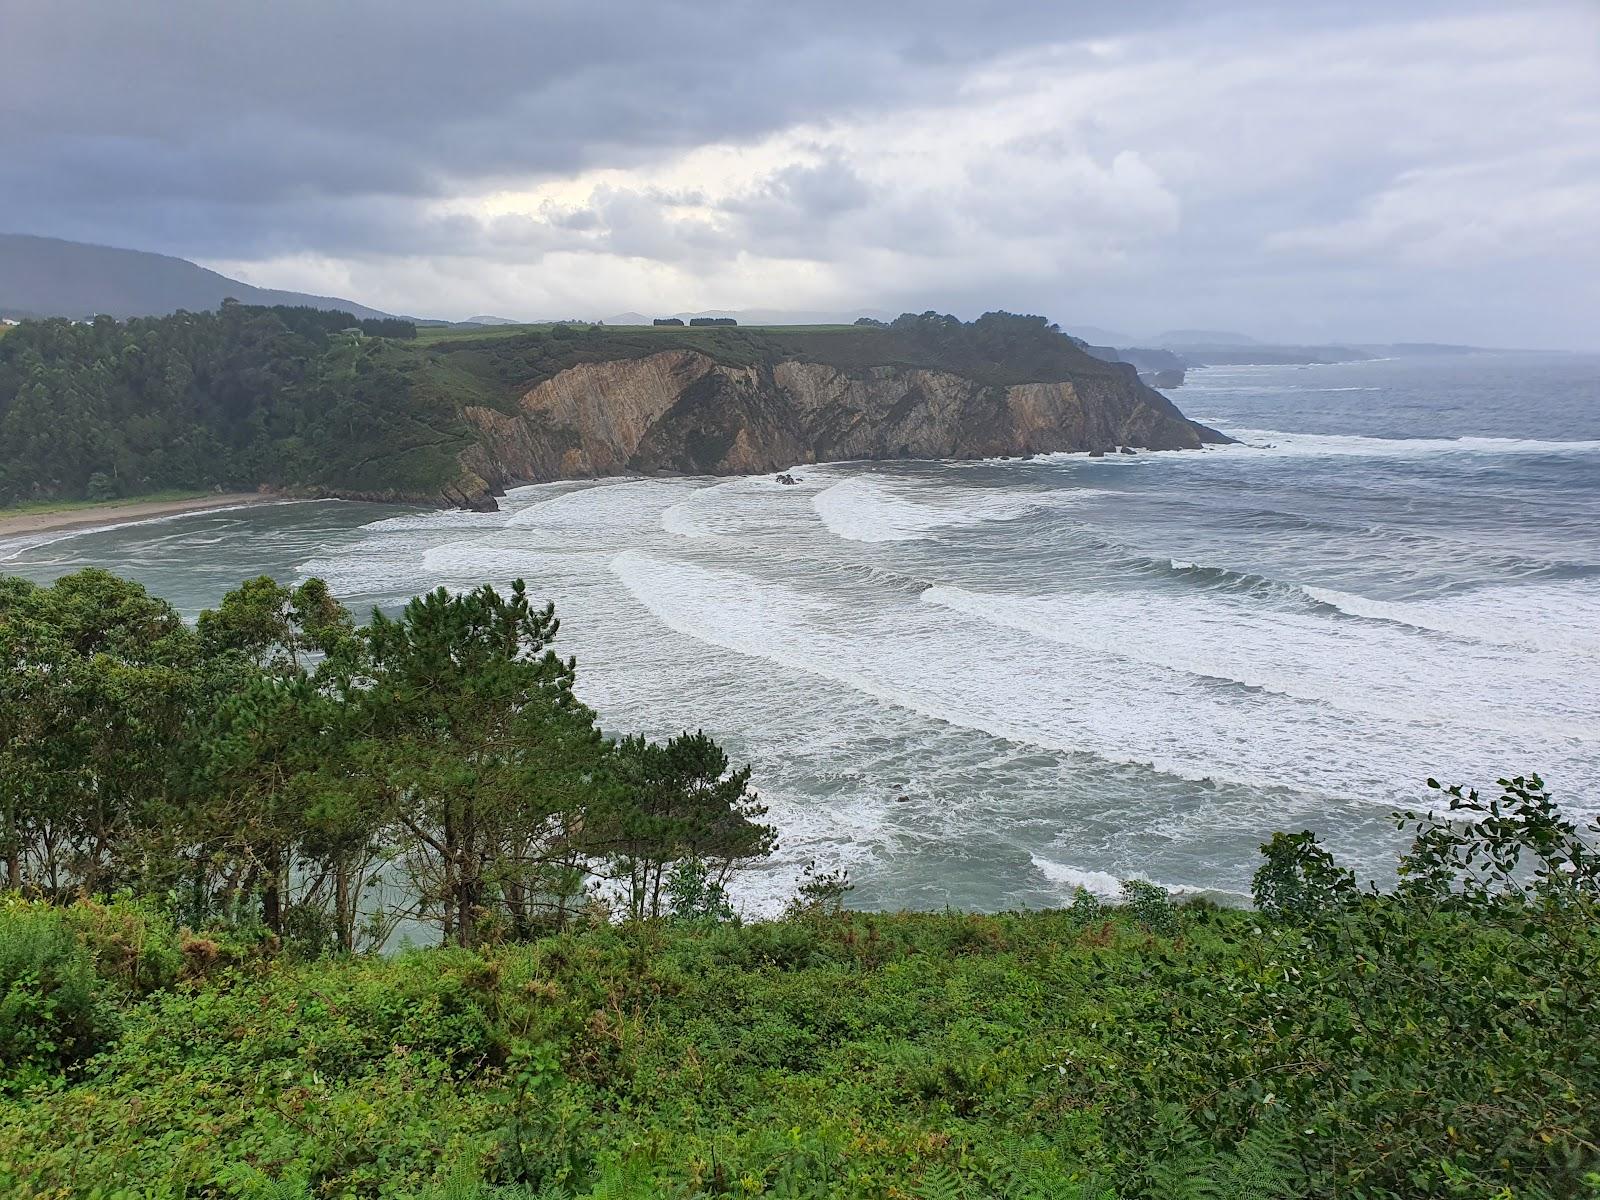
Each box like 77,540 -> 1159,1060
0,492 -> 276,540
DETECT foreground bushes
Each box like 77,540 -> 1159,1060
1,885 -> 1596,1199
0,901 -> 113,1085
0,894 -> 187,1088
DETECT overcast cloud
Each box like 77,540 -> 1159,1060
3,1 -> 1597,345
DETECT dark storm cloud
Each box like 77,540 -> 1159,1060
0,0 -> 1185,257
4,1 -> 1595,346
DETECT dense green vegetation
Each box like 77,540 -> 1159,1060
0,307 -> 1135,506
0,302 -> 457,506
1,568 -> 1597,1197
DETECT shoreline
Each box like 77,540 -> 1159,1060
0,492 -> 281,541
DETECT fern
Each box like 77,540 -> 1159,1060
768,1141 -> 840,1198
572,1157 -> 660,1200
1140,1109 -> 1304,1200
427,1177 -> 493,1200
918,1162 -> 966,1200
210,1164 -> 314,1200
1144,1105 -> 1224,1200
1217,1124 -> 1300,1199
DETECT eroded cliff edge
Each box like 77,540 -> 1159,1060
455,348 -> 1226,494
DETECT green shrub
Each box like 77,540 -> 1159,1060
280,900 -> 338,961
1118,878 -> 1179,937
1400,773 -> 1600,905
1251,830 -> 1357,923
0,899 -> 116,1083
1066,886 -> 1104,926
782,860 -> 853,923
665,858 -> 736,924
2,776 -> 1596,1197
59,893 -> 183,996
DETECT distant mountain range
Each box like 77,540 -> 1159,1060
1153,329 -> 1260,347
3,235 -> 1531,358
1064,326 -> 1260,349
1064,325 -> 1137,347
1079,330 -> 1515,391
0,233 -> 399,321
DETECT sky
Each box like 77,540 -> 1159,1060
3,1 -> 1598,346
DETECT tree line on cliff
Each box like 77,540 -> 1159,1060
0,301 -> 443,506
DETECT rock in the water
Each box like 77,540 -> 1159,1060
775,472 -> 800,485
440,482 -> 500,512
1088,449 -> 1107,458
1120,446 -> 1137,456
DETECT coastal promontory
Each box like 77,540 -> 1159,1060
0,307 -> 1228,512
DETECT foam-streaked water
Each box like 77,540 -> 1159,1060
6,352 -> 1597,912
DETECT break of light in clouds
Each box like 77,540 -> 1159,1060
3,1 -> 1597,346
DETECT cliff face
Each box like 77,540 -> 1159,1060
457,349 -> 1226,492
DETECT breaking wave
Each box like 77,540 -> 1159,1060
812,476 -> 1101,542
1213,429 -> 1600,459
609,550 -> 1600,804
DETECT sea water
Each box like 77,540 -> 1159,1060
6,352 -> 1597,912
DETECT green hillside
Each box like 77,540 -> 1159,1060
0,233 -> 399,322
0,308 -> 1140,507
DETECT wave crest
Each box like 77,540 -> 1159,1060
812,476 -> 1099,543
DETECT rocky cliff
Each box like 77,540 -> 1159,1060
455,349 -> 1226,495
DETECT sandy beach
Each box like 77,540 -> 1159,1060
0,492 -> 280,541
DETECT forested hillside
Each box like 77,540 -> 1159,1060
0,302 -> 453,506
0,308 -> 1216,509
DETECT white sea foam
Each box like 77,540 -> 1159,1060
1027,857 -> 1218,901
1028,855 -> 1124,897
811,477 -> 961,542
660,476 -> 821,540
1212,429 -> 1600,460
811,476 -> 1097,543
417,542 -> 581,582
359,508 -> 510,533
920,583 -> 1600,740
608,551 -> 1600,807
505,478 -> 696,534
296,536 -> 439,594
1305,580 -> 1600,658
0,529 -> 113,562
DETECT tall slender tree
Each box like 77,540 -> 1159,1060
608,731 -> 774,922
360,580 -> 608,947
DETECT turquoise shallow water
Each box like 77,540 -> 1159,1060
6,352 -> 1597,913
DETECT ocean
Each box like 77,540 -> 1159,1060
6,352 -> 1597,912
